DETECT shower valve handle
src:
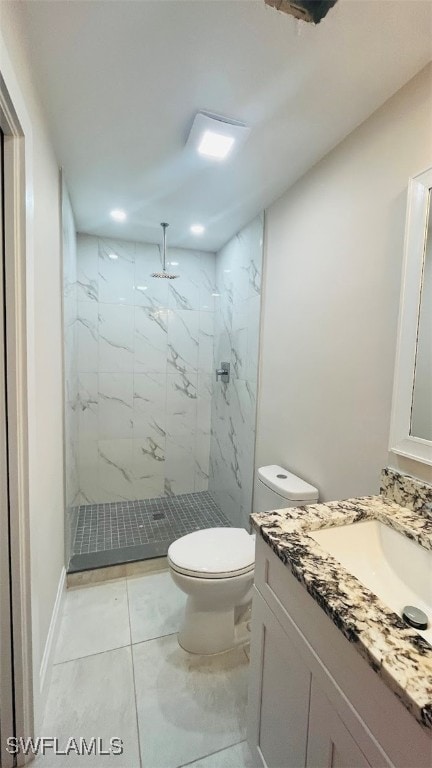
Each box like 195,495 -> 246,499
216,363 -> 230,383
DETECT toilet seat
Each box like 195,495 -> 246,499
168,527 -> 255,580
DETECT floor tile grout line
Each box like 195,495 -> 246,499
125,577 -> 133,648
126,581 -> 143,768
53,628 -> 179,668
53,643 -> 132,667
131,630 -> 178,647
176,738 -> 247,768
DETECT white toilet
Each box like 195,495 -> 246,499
168,465 -> 318,655
168,527 -> 254,655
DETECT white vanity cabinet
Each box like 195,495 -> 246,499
249,589 -> 311,768
247,536 -> 432,768
306,681 -> 372,768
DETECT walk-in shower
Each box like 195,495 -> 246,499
62,206 -> 264,572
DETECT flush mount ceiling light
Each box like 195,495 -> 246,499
110,209 -> 127,222
198,131 -> 235,160
190,224 -> 205,235
187,112 -> 250,162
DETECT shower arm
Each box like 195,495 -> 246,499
152,221 -> 178,279
161,222 -> 168,272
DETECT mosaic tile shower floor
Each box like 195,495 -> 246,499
69,491 -> 230,573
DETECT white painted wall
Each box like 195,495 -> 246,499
257,64 -> 432,503
1,3 -> 65,727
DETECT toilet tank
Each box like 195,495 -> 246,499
253,465 -> 319,514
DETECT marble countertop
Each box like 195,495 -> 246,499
251,494 -> 432,730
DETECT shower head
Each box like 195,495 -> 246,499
151,271 -> 178,279
152,222 -> 179,279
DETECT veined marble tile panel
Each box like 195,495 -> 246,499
134,305 -> 168,374
237,214 -> 263,300
77,301 -> 98,373
78,372 -> 98,440
133,372 -> 167,441
98,303 -> 134,373
199,251 -> 217,312
165,432 -> 196,496
166,371 -> 198,436
167,309 -> 200,374
135,242 -> 170,309
232,297 -> 248,333
214,328 -> 232,370
167,248 -> 201,311
198,311 -> 215,373
64,326 -> 78,400
246,294 -> 261,382
133,436 -> 165,500
98,439 -> 135,502
98,237 -> 135,305
231,327 -> 247,380
78,439 -> 100,504
195,431 -> 211,492
76,233 -> 99,303
98,372 -> 134,440
197,372 -> 213,434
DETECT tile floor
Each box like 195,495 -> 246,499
38,568 -> 253,767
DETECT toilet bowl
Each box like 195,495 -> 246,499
168,465 -> 318,655
168,527 -> 255,655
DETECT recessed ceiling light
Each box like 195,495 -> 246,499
198,131 -> 235,160
169,261 -> 179,266
136,285 -> 148,291
110,209 -> 127,222
190,224 -> 205,235
108,253 -> 118,260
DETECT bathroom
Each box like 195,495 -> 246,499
0,1 -> 431,767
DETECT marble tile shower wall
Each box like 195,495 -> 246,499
76,234 -> 216,503
61,181 -> 79,560
208,214 -> 264,528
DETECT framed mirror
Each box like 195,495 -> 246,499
390,167 -> 432,466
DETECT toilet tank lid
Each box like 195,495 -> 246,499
258,465 -> 318,501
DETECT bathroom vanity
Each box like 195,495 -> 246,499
247,471 -> 432,768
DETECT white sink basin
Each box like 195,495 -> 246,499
309,520 -> 432,644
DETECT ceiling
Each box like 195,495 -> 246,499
14,0 -> 432,252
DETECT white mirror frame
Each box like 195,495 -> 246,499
389,166 -> 432,466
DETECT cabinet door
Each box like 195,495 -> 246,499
247,588 -> 312,768
306,680 -> 371,768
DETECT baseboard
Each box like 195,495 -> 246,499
39,566 -> 66,712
